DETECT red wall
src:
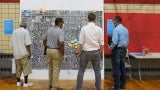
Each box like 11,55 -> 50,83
104,0 -> 160,4
104,13 -> 160,54
0,0 -> 19,3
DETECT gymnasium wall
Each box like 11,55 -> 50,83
0,3 -> 20,53
0,0 -> 19,3
104,0 -> 160,4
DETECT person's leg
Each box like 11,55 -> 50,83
22,57 -> 32,87
76,51 -> 89,90
120,61 -> 126,89
17,78 -> 20,82
16,59 -> 22,86
90,50 -> 101,90
24,75 -> 28,84
47,49 -> 53,88
111,49 -> 121,90
120,49 -> 127,89
52,49 -> 63,90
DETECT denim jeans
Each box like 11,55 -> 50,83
111,48 -> 127,90
76,50 -> 101,90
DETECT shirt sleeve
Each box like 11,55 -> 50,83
24,30 -> 32,45
109,29 -> 118,50
43,33 -> 47,41
79,28 -> 85,44
59,30 -> 64,42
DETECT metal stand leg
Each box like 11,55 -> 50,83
138,60 -> 142,82
129,68 -> 132,81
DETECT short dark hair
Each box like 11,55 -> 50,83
113,16 -> 122,23
88,13 -> 96,21
20,22 -> 27,28
55,18 -> 64,25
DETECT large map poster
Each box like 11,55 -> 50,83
20,0 -> 104,79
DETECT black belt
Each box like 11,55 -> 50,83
113,46 -> 126,50
47,47 -> 60,49
117,47 -> 126,49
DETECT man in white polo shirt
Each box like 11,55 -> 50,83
11,22 -> 33,88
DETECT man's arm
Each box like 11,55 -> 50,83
75,44 -> 82,57
43,39 -> 47,55
59,42 -> 64,56
25,31 -> 32,57
43,39 -> 47,47
100,45 -> 104,54
43,33 -> 47,47
99,28 -> 104,54
26,45 -> 31,57
109,30 -> 118,50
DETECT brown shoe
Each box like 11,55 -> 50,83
57,87 -> 63,90
49,85 -> 52,88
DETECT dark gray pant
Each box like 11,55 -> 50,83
76,50 -> 101,90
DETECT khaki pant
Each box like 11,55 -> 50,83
16,57 -> 32,77
47,48 -> 63,90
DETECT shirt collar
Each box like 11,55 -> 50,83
19,27 -> 25,29
117,24 -> 122,27
54,25 -> 61,29
88,22 -> 95,25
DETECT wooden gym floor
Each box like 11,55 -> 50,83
0,77 -> 160,90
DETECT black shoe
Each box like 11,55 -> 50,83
49,85 -> 52,88
119,88 -> 126,90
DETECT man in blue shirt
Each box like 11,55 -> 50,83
109,16 -> 129,90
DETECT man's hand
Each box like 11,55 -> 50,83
28,55 -> 31,59
75,51 -> 80,58
75,44 -> 81,58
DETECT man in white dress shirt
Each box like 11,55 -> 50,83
75,13 -> 104,90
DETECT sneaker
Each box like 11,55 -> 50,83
17,82 -> 22,86
23,82 -> 33,87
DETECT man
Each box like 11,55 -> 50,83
108,16 -> 129,90
43,18 -> 64,90
11,22 -> 33,87
75,13 -> 104,90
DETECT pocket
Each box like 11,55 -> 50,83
54,50 -> 63,60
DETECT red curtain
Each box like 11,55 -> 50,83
104,13 -> 160,54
